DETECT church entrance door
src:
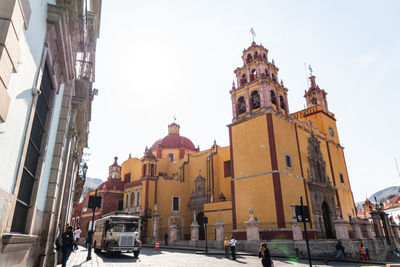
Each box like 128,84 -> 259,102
197,212 -> 205,240
322,201 -> 334,239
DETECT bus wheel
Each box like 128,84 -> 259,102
133,251 -> 139,258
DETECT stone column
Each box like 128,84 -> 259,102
190,214 -> 199,241
371,212 -> 384,238
169,223 -> 178,244
350,217 -> 363,239
334,217 -> 349,240
215,218 -> 225,241
152,204 -> 160,241
245,206 -> 259,241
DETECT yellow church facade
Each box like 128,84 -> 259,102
120,41 -> 356,241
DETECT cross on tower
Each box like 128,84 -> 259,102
250,27 -> 256,42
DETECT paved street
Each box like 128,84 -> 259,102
60,246 -> 385,267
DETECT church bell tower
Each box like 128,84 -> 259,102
230,42 -> 289,122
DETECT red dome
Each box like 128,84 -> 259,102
150,135 -> 196,151
97,179 -> 125,191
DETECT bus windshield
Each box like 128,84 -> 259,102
109,222 -> 137,232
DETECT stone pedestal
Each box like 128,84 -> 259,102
169,223 -> 178,243
190,217 -> 200,241
291,221 -> 303,240
371,212 -> 384,238
334,217 -> 349,240
360,219 -> 374,239
152,214 -> 160,241
350,217 -> 363,239
214,218 -> 225,241
245,219 -> 260,241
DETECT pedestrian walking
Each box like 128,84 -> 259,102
335,240 -> 345,259
360,244 -> 367,261
73,227 -> 81,251
258,243 -> 273,267
164,232 -> 169,246
224,237 -> 230,258
229,235 -> 237,260
61,226 -> 74,267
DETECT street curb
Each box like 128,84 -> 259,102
143,245 -> 391,265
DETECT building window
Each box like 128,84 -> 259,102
167,153 -> 174,162
150,164 -> 155,176
237,96 -> 246,114
224,161 -> 231,177
339,173 -> 345,184
118,200 -> 123,211
172,196 -> 180,211
124,173 -> 131,183
285,154 -> 293,169
280,95 -> 285,110
311,98 -> 317,105
251,91 -> 260,109
125,194 -> 129,208
11,64 -> 54,233
271,91 -> 276,105
136,191 -> 141,206
130,192 -> 135,206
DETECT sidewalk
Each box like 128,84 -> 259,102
57,246 -> 106,267
144,244 -> 392,265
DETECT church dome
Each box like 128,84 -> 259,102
97,179 -> 125,191
150,123 -> 197,151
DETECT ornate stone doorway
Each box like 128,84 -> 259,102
322,201 -> 334,239
197,212 -> 205,240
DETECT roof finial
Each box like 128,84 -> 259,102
232,80 -> 236,89
112,156 -> 118,166
250,27 -> 256,43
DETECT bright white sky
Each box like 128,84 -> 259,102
86,0 -> 400,202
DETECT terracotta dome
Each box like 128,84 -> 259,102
97,179 -> 124,191
150,123 -> 197,151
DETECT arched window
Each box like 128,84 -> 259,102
280,95 -> 285,110
311,98 -> 317,105
241,74 -> 247,86
251,91 -> 260,109
265,69 -> 269,77
130,192 -> 135,206
254,52 -> 259,59
270,91 -> 276,105
125,194 -> 129,208
142,164 -> 147,176
272,73 -> 276,82
246,53 -> 253,63
250,69 -> 256,82
237,96 -> 246,114
168,153 -> 174,162
263,53 -> 266,59
150,164 -> 155,176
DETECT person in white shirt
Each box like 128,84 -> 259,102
73,227 -> 81,251
229,236 -> 237,260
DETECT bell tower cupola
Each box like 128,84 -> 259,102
168,123 -> 180,135
304,75 -> 328,112
230,42 -> 289,122
108,156 -> 121,180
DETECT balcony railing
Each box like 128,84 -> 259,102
76,60 -> 93,82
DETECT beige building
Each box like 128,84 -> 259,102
0,1 -> 102,266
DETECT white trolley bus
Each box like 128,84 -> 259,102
93,213 -> 141,257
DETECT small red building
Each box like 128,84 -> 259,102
72,157 -> 125,239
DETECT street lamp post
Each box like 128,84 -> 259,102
204,216 -> 208,253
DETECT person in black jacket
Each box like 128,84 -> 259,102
61,226 -> 74,267
258,243 -> 272,267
